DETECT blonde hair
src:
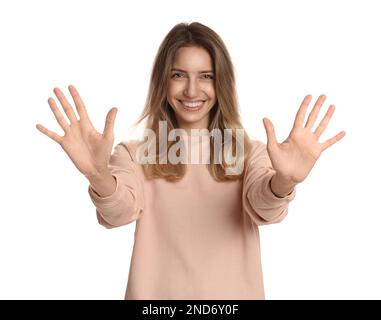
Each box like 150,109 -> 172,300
133,22 -> 253,181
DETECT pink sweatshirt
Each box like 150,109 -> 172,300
87,138 -> 296,300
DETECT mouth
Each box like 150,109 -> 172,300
178,100 -> 206,112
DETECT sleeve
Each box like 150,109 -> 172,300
87,141 -> 144,229
242,140 -> 296,226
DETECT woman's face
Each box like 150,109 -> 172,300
167,46 -> 217,134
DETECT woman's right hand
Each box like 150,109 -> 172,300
36,85 -> 118,178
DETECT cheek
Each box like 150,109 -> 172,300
168,83 -> 183,98
205,85 -> 216,100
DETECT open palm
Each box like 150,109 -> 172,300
36,85 -> 118,177
263,94 -> 346,183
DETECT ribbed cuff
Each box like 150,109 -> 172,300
262,172 -> 296,203
87,174 -> 123,208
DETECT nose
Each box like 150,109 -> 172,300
183,77 -> 199,98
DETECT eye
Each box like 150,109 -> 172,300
171,72 -> 184,79
202,74 -> 214,80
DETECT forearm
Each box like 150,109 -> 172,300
270,173 -> 297,198
86,170 -> 117,198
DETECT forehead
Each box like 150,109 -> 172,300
172,46 -> 213,71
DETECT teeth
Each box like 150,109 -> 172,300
181,101 -> 204,108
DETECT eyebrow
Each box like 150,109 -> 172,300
171,68 -> 214,73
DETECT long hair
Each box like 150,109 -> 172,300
133,22 -> 253,181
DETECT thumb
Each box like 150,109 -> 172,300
262,117 -> 278,149
103,107 -> 118,140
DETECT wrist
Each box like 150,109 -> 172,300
86,169 -> 116,198
85,168 -> 111,181
270,173 -> 297,198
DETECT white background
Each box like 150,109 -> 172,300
1,0 -> 380,299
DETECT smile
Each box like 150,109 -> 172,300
178,100 -> 206,111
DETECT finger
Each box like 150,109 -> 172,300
262,117 -> 278,148
314,104 -> 335,138
305,94 -> 326,130
36,123 -> 63,144
292,94 -> 312,129
321,131 -> 346,151
68,84 -> 95,128
103,107 -> 118,140
47,97 -> 70,132
53,87 -> 79,124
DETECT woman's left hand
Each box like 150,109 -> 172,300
262,94 -> 346,184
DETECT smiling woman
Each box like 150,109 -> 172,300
37,21 -> 345,300
133,22 -> 253,182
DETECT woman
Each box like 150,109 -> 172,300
36,22 -> 345,299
